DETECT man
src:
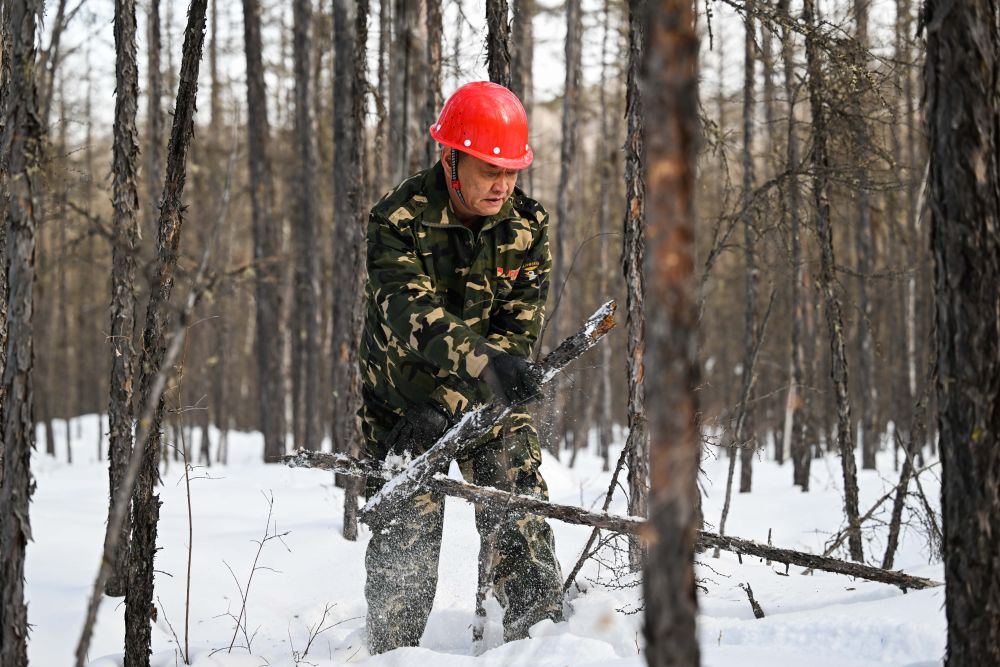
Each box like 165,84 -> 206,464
358,81 -> 563,653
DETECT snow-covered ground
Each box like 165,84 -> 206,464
27,416 -> 944,666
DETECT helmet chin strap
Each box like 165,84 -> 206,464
449,148 -> 468,207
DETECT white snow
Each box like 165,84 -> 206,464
27,416 -> 944,666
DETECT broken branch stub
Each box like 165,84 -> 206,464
358,300 -> 617,524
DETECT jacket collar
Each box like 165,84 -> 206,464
419,161 -> 516,231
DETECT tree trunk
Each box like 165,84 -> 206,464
738,1 -> 757,494
124,1 -> 208,662
331,0 -> 354,476
553,0 -> 581,349
0,1 -> 43,663
105,0 -> 141,599
293,0 -> 322,453
243,0 -> 286,462
39,0 -> 68,129
622,0 -> 648,573
146,0 -> 163,245
209,0 -> 221,130
510,0 -> 534,192
803,0 -> 862,562
372,0 -> 390,198
388,0 -> 421,181
641,0 -> 701,662
486,0 -> 511,88
925,0 -> 1000,661
778,0 -> 807,489
852,0 -> 877,471
333,0 -> 369,541
424,0 -> 442,166
548,0 -> 581,457
595,0 -> 616,473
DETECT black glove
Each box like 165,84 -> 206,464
482,353 -> 544,406
384,403 -> 451,456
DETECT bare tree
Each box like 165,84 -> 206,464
0,1 -> 43,663
553,0 -> 581,350
372,0 -> 390,198
640,0 -> 701,663
851,0 -> 877,471
925,0 -> 1000,661
425,0 -> 442,166
105,0 -> 141,599
510,0 -> 534,192
738,3 -> 758,494
388,0 -> 422,182
803,0 -> 862,562
777,0 -> 809,490
292,0 -> 322,453
622,0 -> 648,572
595,0 -> 617,472
146,0 -> 163,243
124,0 -> 209,662
243,0 -> 287,462
486,0 -> 511,88
332,0 -> 369,541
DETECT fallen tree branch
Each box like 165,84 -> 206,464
284,450 -> 942,592
358,300 -> 617,524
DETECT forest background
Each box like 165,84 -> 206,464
29,0 -> 929,488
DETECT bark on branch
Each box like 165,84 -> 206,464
284,449 -> 942,592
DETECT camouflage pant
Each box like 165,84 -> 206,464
363,415 -> 564,654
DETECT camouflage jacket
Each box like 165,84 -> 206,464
359,161 -> 552,425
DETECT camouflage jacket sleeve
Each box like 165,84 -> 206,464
486,211 -> 552,358
367,210 -> 504,384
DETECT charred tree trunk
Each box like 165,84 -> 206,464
293,0 -> 322,453
243,0 -> 286,462
925,0 -> 1000,661
486,0 -> 511,88
333,0 -> 369,541
105,0 -> 141,599
0,1 -> 43,663
124,2 -> 208,663
738,3 -> 757,494
641,0 -> 701,662
622,0 -> 648,573
803,0 -> 862,562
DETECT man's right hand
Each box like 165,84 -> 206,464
384,404 -> 451,456
482,353 -> 544,407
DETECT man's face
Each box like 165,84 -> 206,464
447,149 -> 520,219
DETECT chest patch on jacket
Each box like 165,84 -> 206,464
497,267 -> 520,280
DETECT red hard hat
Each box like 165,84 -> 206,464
429,81 -> 533,170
